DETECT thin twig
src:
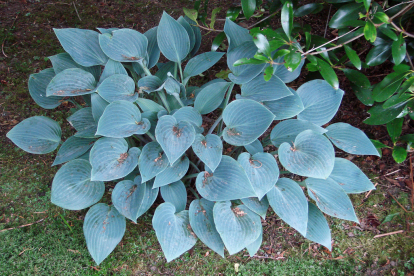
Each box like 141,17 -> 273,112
388,191 -> 411,213
324,5 -> 332,38
73,1 -> 82,21
410,154 -> 414,210
207,115 -> 223,135
0,218 -> 46,233
373,230 -> 404,238
390,21 -> 414,38
407,51 -> 414,71
247,8 -> 282,30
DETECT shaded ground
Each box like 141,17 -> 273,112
1,0 -> 413,275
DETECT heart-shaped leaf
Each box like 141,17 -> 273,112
28,68 -> 61,109
244,139 -> 263,155
154,156 -> 189,188
83,203 -> 126,265
241,197 -> 269,219
49,52 -> 101,80
184,17 -> 202,57
270,119 -> 327,147
306,178 -> 359,223
152,203 -> 197,262
54,28 -> 108,66
99,29 -> 148,63
328,158 -> 375,194
96,101 -> 150,138
138,141 -> 169,182
98,59 -> 128,84
278,130 -> 335,179
246,228 -> 263,257
189,198 -> 225,257
91,93 -> 109,122
296,80 -> 344,126
144,27 -> 161,69
46,68 -> 96,97
192,134 -> 223,172
196,155 -> 255,201
96,74 -> 138,103
7,116 -> 61,154
177,16 -> 195,55
67,108 -> 98,138
138,75 -> 164,93
112,176 -> 159,222
223,18 -> 252,52
241,73 -> 293,102
194,82 -> 231,114
172,106 -> 203,128
267,178 -> 308,235
238,152 -> 279,200
157,12 -> 190,63
136,98 -> 166,113
223,99 -> 275,146
53,136 -> 96,166
262,88 -> 304,120
160,180 -> 187,212
213,201 -> 261,255
51,159 -> 104,210
326,123 -> 380,156
305,202 -> 332,250
184,52 -> 225,80
155,115 -> 196,165
272,55 -> 305,83
90,137 -> 140,181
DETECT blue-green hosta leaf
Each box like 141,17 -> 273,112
46,68 -> 96,97
83,203 -> 126,265
51,159 -> 104,210
96,74 -> 138,103
160,180 -> 187,212
238,152 -> 279,200
138,142 -> 169,182
272,55 -> 305,83
194,82 -> 231,114
306,178 -> 358,223
96,101 -> 150,138
189,199 -> 225,257
326,123 -> 379,156
97,27 -> 119,34
297,80 -> 344,126
177,16 -> 195,55
241,197 -> 269,219
184,17 -> 201,57
91,93 -> 109,123
163,76 -> 181,96
98,59 -> 127,84
49,52 -> 101,81
67,108 -> 98,138
136,98 -> 166,113
154,156 -> 189,188
7,116 -> 61,154
246,228 -> 263,257
270,119 -> 327,147
267,178 -> 308,236
141,111 -> 157,136
328,158 -> 375,194
99,29 -> 148,62
157,12 -> 190,63
305,202 -> 331,250
223,18 -> 252,52
90,137 -> 140,181
112,176 -> 159,223
196,155 -> 255,201
192,134 -> 223,172
223,99 -> 275,146
155,61 -> 176,81
144,27 -> 161,69
227,41 -> 266,84
172,106 -> 203,128
53,136 -> 96,166
263,88 -> 304,120
213,201 -> 261,255
244,139 -> 263,155
137,75 -> 164,93
278,130 -> 335,179
53,28 -> 108,66
183,52 -> 225,80
241,74 -> 293,102
155,115 -> 196,165
28,68 -> 61,109
152,203 -> 197,262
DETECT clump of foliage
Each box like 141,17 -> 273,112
7,11 -> 379,265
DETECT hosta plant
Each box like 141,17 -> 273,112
7,11 -> 379,265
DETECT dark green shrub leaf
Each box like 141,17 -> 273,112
344,45 -> 362,70
160,180 -> 187,212
238,152 -> 279,200
253,33 -> 271,57
223,99 -> 275,146
53,28 -> 108,66
211,32 -> 226,52
387,118 -> 404,143
183,8 -> 198,23
392,146 -> 407,163
263,66 -> 274,81
364,21 -> 377,43
329,3 -> 364,29
154,156 -> 189,188
189,199 -> 225,257
233,57 -> 267,66
138,142 -> 169,182
241,0 -> 256,20
392,34 -> 407,66
152,203 -> 197,262
372,72 -> 407,102
366,44 -> 392,66
51,159 -> 104,210
315,58 -> 339,89
213,201 -> 261,255
294,3 -> 324,17
267,178 -> 308,235
97,74 -> 138,102
364,104 -> 405,125
326,122 -> 379,156
192,134 -> 223,172
28,68 -> 61,109
278,130 -> 335,179
305,202 -> 331,250
90,137 -> 140,181
270,119 -> 326,147
196,155 -> 255,201
284,51 -> 302,72
281,1 -> 293,39
7,116 -> 61,154
241,73 -> 292,102
46,68 -> 96,97
83,203 -> 126,265
53,136 -> 96,166
241,197 -> 269,219
342,68 -> 370,88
